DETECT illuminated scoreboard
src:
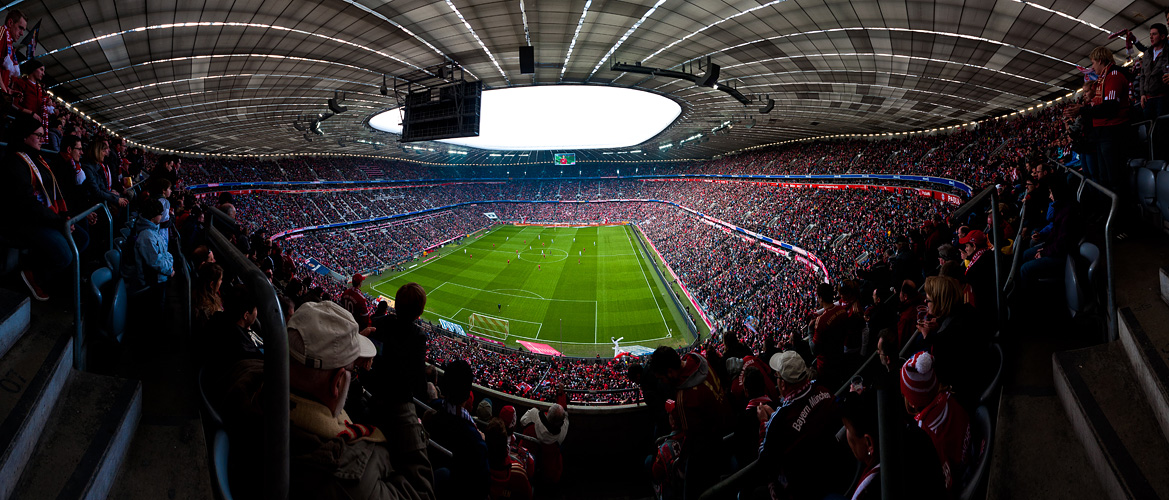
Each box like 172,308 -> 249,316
553,153 -> 576,165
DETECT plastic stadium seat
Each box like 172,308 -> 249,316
104,249 -> 121,271
1155,116 -> 1169,160
1156,169 -> 1169,221
1137,166 -> 1158,207
88,267 -> 112,306
210,429 -> 234,500
197,367 -> 224,428
1130,158 -> 1147,201
1065,255 -> 1089,319
1078,242 -> 1103,292
105,278 -> 128,344
119,227 -> 130,239
979,343 -> 1005,407
958,406 -> 994,500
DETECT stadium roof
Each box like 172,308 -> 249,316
24,0 -> 1164,162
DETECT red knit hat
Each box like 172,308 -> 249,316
900,351 -> 939,410
500,405 -> 517,429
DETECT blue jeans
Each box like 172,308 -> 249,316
23,226 -> 75,276
1021,255 -> 1062,286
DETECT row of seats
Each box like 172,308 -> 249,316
1133,159 -> 1169,224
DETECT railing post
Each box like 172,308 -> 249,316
64,203 -> 114,371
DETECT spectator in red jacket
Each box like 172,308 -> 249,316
900,351 -> 971,494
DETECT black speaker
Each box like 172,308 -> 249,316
520,46 -> 535,74
759,98 -> 774,114
696,62 -> 720,87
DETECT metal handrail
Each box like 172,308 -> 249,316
206,224 -> 288,500
1057,165 -> 1119,341
1003,198 -> 1030,292
64,202 -> 113,371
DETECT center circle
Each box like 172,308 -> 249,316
518,248 -> 568,263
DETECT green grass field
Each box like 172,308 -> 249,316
363,224 -> 695,357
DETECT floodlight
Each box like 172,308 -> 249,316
380,74 -> 388,96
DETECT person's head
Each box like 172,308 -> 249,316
62,135 -> 83,161
768,350 -> 810,396
9,114 -> 43,150
958,229 -> 989,260
937,243 -> 959,264
840,391 -> 879,466
440,359 -> 474,406
1151,23 -> 1167,48
815,282 -> 836,306
350,273 -> 364,289
922,275 -> 961,318
19,59 -> 42,80
900,351 -> 939,415
743,366 -> 767,400
395,282 -> 427,322
140,198 -> 165,224
192,245 -> 215,267
1089,46 -> 1115,74
222,284 -> 258,327
148,177 -> 172,200
484,418 -> 509,470
876,328 -> 898,370
499,405 -> 517,431
197,262 -> 224,294
374,300 -> 389,316
5,10 -> 26,39
546,403 -> 567,429
650,346 -> 683,383
287,301 -> 377,418
899,280 -> 919,304
86,139 -> 110,163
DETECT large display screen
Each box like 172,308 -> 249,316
554,153 -> 576,165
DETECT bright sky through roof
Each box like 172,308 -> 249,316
368,85 -> 681,150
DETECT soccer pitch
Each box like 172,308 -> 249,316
365,224 -> 696,357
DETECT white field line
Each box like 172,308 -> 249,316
627,226 -> 671,334
440,282 -> 597,303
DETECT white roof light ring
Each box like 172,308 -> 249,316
127,109 -> 356,141
106,96 -> 386,126
1009,0 -> 1111,35
586,0 -> 669,80
100,87 -> 395,115
652,68 -> 1034,104
41,22 -> 434,76
369,85 -> 681,150
691,99 -> 964,123
49,53 -> 385,90
335,0 -> 468,78
561,0 -> 593,81
684,82 -> 986,111
74,73 -> 380,104
445,0 -> 509,84
118,102 -> 379,131
723,52 -> 1053,88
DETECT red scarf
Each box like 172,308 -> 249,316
965,248 -> 987,275
20,152 -> 67,214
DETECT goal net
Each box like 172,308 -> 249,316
468,313 -> 511,339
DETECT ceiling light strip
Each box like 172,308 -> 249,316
445,0 -> 510,84
1010,0 -> 1110,34
75,73 -> 377,103
101,87 -> 391,114
723,52 -> 1054,87
643,0 -> 787,65
106,96 -> 384,126
49,53 -> 381,89
560,0 -> 593,81
122,103 -> 378,131
586,0 -> 668,80
338,0 -> 471,78
40,22 -> 429,74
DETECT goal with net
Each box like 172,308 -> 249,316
468,312 -> 511,339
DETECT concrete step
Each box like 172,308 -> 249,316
107,417 -> 213,500
1118,308 -> 1169,446
986,390 -> 1107,500
10,371 -> 141,500
0,289 -> 29,361
0,325 -> 72,500
1054,342 -> 1169,500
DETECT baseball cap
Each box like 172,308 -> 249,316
352,273 -> 365,286
768,351 -> 809,384
959,229 -> 988,248
288,301 -> 376,370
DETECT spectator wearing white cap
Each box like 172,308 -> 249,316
285,300 -> 435,500
755,351 -> 841,500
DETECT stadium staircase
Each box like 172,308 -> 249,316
0,291 -> 141,499
988,230 -> 1169,500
